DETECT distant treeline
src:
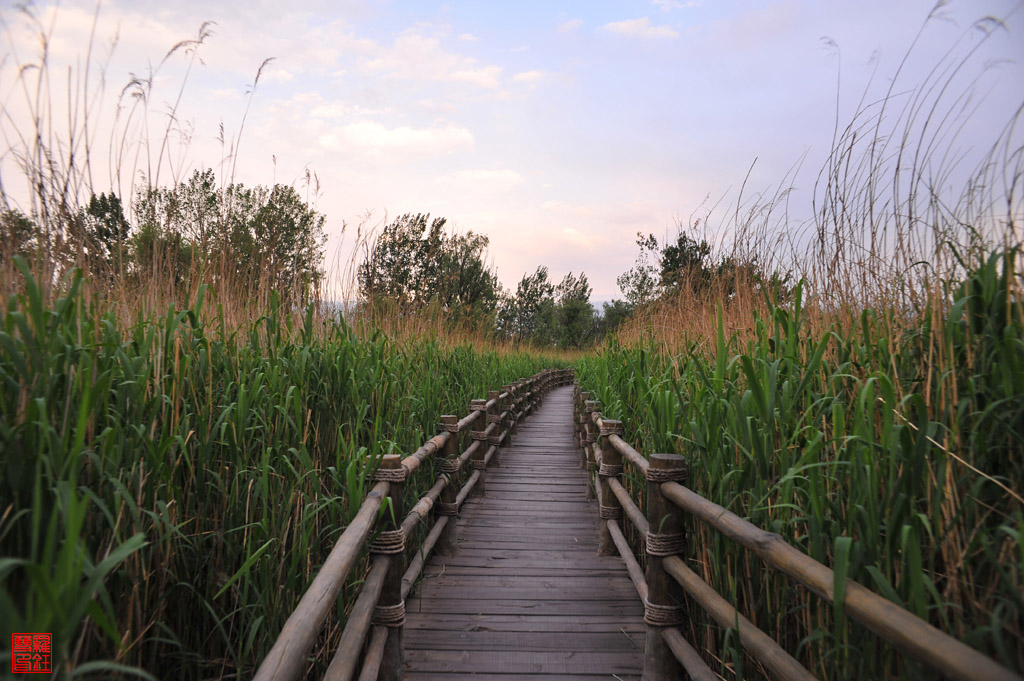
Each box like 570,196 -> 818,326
358,212 -> 791,348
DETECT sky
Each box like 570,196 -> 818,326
2,0 -> 1023,299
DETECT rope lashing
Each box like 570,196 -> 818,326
644,598 -> 685,627
645,531 -> 687,556
644,464 -> 688,483
585,431 -> 598,444
598,462 -> 623,477
487,414 -> 501,423
470,400 -> 488,411
374,466 -> 407,483
488,435 -> 501,446
369,529 -> 405,555
599,504 -> 623,520
439,458 -> 460,474
599,419 -> 624,437
437,501 -> 460,516
440,421 -> 460,433
372,600 -> 406,627
472,458 -> 487,469
470,430 -> 488,441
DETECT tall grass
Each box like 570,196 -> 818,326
580,250 -> 1023,678
582,6 -> 1023,679
0,258 -> 558,678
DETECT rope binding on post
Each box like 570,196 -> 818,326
644,462 -> 688,483
643,598 -> 685,626
374,465 -> 408,483
645,531 -> 687,556
372,600 -> 406,627
369,529 -> 406,555
599,504 -> 623,520
440,421 -> 460,433
439,458 -> 460,474
599,419 -> 624,437
470,430 -> 488,441
598,462 -> 623,477
437,501 -> 460,516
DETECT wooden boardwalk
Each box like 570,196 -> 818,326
404,385 -> 645,680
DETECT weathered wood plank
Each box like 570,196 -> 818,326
403,385 -> 644,679
404,649 -> 641,674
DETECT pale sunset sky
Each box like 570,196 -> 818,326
2,0 -> 1022,298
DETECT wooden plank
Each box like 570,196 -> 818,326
403,650 -> 641,675
402,385 -> 644,679
404,614 -> 645,632
406,675 -> 640,681
403,630 -> 643,652
410,586 -> 641,601
406,599 -> 642,616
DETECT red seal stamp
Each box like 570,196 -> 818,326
11,633 -> 52,674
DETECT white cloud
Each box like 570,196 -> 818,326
652,0 -> 700,10
513,70 -> 544,83
458,33 -> 481,41
263,68 -> 295,83
450,65 -> 503,89
601,17 -> 679,39
557,18 -> 583,32
319,121 -> 474,156
436,169 -> 525,192
360,31 -> 504,90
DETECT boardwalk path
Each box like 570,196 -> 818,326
404,385 -> 645,680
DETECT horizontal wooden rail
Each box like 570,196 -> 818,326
253,481 -> 388,681
660,481 -> 1023,681
254,368 -> 573,681
662,628 -> 718,681
661,554 -> 814,681
574,380 -> 1023,681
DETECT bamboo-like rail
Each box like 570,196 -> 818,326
252,368 -> 574,681
572,383 -> 1024,681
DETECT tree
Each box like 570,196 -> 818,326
81,192 -> 131,277
497,266 -> 555,344
133,170 -> 327,302
598,299 -> 633,338
617,229 -> 715,305
0,210 -> 38,267
554,272 -> 596,348
660,231 -> 712,292
616,233 -> 660,307
357,213 -> 499,316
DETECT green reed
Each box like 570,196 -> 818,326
0,258 -> 555,679
577,248 -> 1023,680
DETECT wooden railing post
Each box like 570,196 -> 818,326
437,415 -> 461,555
487,390 -> 503,467
598,419 -> 624,556
583,400 -> 600,500
373,454 -> 406,681
501,384 -> 516,444
642,453 -> 688,681
576,391 -> 591,462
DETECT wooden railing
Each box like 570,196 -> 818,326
253,368 -> 574,681
573,386 -> 1024,681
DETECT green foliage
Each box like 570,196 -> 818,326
83,192 -> 131,272
0,209 -> 38,266
357,213 -> 500,317
0,260 -> 553,679
496,267 -> 600,348
134,169 -> 327,301
577,250 -> 1024,679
